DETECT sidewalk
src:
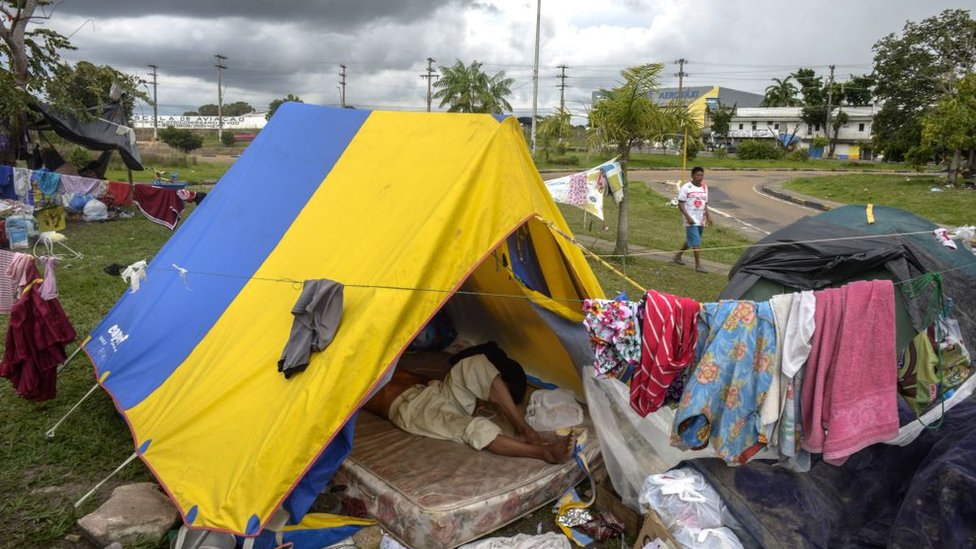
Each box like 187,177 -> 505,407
575,234 -> 732,276
759,180 -> 844,211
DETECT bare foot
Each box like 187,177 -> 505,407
540,434 -> 577,464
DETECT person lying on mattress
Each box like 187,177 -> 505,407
364,341 -> 576,464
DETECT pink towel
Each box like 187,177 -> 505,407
801,280 -> 899,465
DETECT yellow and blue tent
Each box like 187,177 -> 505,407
84,103 -> 605,537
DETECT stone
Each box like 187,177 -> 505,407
77,482 -> 179,547
352,525 -> 383,549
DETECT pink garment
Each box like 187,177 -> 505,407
801,280 -> 898,465
0,250 -> 15,314
38,256 -> 59,300
6,252 -> 36,294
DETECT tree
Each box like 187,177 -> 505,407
432,60 -> 514,113
537,108 -> 572,161
872,9 -> 976,161
222,101 -> 254,117
843,74 -> 875,106
921,73 -> 976,185
589,63 -> 700,255
791,68 -> 825,106
159,127 -> 203,153
266,94 -> 303,121
761,77 -> 800,107
44,60 -> 149,119
708,102 -> 736,142
0,1 -> 73,141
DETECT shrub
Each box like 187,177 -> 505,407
811,136 -> 829,149
159,127 -> 204,153
69,147 -> 92,169
550,155 -> 580,166
713,147 -> 728,159
737,140 -> 784,160
220,132 -> 236,147
787,148 -> 810,162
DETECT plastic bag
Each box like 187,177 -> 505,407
671,527 -> 744,549
525,388 -> 583,431
639,469 -> 725,530
83,198 -> 108,221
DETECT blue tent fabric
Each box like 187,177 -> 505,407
282,414 -> 357,523
686,398 -> 976,548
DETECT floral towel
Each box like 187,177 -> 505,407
671,300 -> 778,464
583,298 -> 641,380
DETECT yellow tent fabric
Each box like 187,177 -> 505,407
86,106 -> 604,534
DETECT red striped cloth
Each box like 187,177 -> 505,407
133,185 -> 184,230
630,290 -> 701,417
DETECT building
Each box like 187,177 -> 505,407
131,113 -> 268,131
726,106 -> 876,159
592,85 -> 763,129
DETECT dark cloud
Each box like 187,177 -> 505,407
54,0 -> 460,29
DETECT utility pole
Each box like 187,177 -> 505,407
530,0 -> 541,156
147,64 -> 158,141
674,58 -> 689,173
421,57 -> 438,112
825,64 -> 835,158
556,64 -> 569,112
339,64 -> 347,107
214,54 -> 227,142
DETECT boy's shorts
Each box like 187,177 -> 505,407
685,225 -> 704,248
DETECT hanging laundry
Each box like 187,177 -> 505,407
0,164 -> 16,200
582,298 -> 642,380
104,181 -> 133,206
774,290 -> 815,470
33,169 -> 61,196
0,249 -> 16,314
38,256 -> 59,300
133,184 -> 184,230
630,290 -> 700,416
0,265 -> 76,401
671,300 -> 778,464
120,260 -> 148,293
6,252 -> 36,295
279,279 -> 344,378
12,167 -> 31,201
543,159 -> 623,220
58,174 -> 105,196
801,280 -> 898,466
897,326 -> 972,417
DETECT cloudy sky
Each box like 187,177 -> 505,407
39,1 -> 969,120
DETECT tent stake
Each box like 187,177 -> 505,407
45,382 -> 99,439
74,451 -> 139,509
56,346 -> 83,375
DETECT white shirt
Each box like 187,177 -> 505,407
677,181 -> 708,226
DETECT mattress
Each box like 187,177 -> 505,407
334,390 -> 602,548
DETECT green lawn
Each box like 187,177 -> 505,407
784,174 -> 976,226
105,160 -> 230,185
537,151 -> 917,172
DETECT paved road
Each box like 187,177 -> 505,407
631,169 -> 832,240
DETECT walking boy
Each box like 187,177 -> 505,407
673,166 -> 712,273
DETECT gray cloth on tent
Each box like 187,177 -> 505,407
29,102 -> 144,171
278,279 -> 344,378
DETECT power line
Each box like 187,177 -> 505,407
556,64 -> 569,112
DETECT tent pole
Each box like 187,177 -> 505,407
45,383 -> 100,439
56,345 -> 83,374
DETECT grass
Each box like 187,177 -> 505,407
104,161 -> 230,185
0,214 -> 174,548
536,151 -> 918,172
784,174 -> 976,227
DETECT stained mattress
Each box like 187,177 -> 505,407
335,398 -> 602,548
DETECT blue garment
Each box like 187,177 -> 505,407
685,225 -> 703,248
34,169 -> 61,196
0,165 -> 15,200
671,300 -> 778,464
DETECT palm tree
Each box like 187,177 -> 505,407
589,63 -> 700,255
762,77 -> 800,107
432,60 -> 514,114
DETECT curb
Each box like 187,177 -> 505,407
759,184 -> 832,211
